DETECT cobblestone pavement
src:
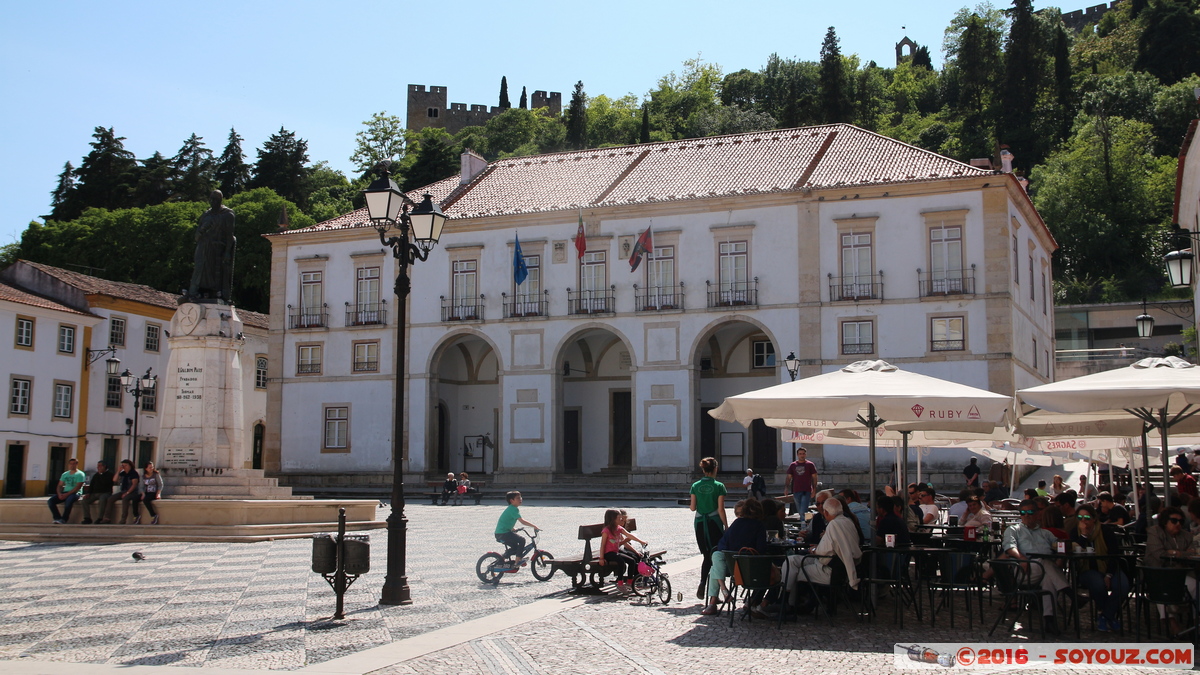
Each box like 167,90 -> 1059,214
1,501 -> 1194,673
0,501 -> 700,671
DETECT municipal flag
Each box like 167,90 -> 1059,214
574,210 -> 587,259
629,225 -> 653,272
513,234 -> 528,286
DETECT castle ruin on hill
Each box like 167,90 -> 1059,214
407,85 -> 562,135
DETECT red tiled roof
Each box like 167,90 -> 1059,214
239,308 -> 269,330
20,260 -> 183,310
278,124 -> 990,236
0,281 -> 97,317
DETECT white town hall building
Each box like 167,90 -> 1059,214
264,124 -> 1055,488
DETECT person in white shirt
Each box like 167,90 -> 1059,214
948,488 -> 971,523
918,486 -> 940,526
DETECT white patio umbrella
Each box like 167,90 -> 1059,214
1017,356 -> 1200,503
710,359 -> 1013,515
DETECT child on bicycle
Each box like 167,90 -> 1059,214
495,491 -> 539,565
599,508 -> 640,593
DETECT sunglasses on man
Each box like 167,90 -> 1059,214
1019,510 -> 1036,515
1168,517 -> 1185,525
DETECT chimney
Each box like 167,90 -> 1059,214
1017,176 -> 1029,193
460,150 -> 487,185
969,158 -> 993,170
999,146 -> 1014,174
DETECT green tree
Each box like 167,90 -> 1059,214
402,128 -> 459,191
565,80 -> 588,150
499,76 -> 511,109
646,56 -> 724,138
226,188 -> 314,310
306,162 -> 357,223
688,106 -> 776,137
912,45 -> 933,69
998,0 -> 1048,172
854,62 -> 888,130
721,69 -> 763,108
69,126 -> 141,219
1136,0 -> 1200,84
134,151 -> 177,206
481,107 -> 541,157
350,112 -> 407,174
215,127 -> 251,197
1031,115 -> 1177,302
943,8 -> 1004,158
639,105 -> 651,143
252,127 -> 310,209
48,161 -> 76,220
818,27 -> 852,123
1153,75 -> 1200,156
587,94 -> 642,147
519,86 -> 528,109
757,54 -> 820,128
170,133 -> 215,203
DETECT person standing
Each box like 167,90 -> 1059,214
47,458 -> 86,524
689,457 -> 728,599
134,462 -> 164,525
784,446 -> 818,521
79,460 -> 115,524
963,457 -> 981,487
115,460 -> 140,525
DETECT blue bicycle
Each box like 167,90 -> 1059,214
475,528 -> 555,585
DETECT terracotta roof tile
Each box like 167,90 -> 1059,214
239,308 -> 269,330
279,124 -> 990,235
0,281 -> 97,317
19,261 -> 184,310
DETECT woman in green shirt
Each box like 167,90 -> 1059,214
690,456 -> 728,599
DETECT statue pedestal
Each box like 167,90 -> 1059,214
158,303 -> 292,499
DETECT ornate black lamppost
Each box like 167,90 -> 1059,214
363,163 -> 448,606
120,368 -> 157,458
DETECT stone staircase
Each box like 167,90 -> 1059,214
162,468 -> 300,500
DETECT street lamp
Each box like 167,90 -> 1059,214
121,368 -> 157,463
783,352 -> 801,382
1164,224 -> 1199,289
1133,297 -> 1195,339
85,347 -> 121,374
364,162 -> 448,606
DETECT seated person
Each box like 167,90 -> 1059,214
761,498 -> 785,538
998,498 -> 1069,634
985,479 -> 1010,504
948,488 -> 972,523
1097,492 -> 1129,526
1146,505 -> 1195,633
838,492 -> 868,543
1023,487 -> 1039,501
1174,465 -> 1199,502
802,490 -> 834,544
873,495 -> 911,548
1069,504 -> 1129,632
440,472 -> 458,505
959,496 -> 992,531
1055,492 -> 1078,536
917,486 -> 940,529
784,498 -> 863,611
1037,500 -> 1067,539
1079,475 -> 1098,502
699,498 -> 767,616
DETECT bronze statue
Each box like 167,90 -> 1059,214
187,190 -> 236,303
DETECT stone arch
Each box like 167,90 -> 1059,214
896,36 -> 917,65
554,323 -> 637,475
426,329 -> 504,476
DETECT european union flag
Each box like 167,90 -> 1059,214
513,234 -> 528,286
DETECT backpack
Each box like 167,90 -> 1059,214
751,473 -> 766,495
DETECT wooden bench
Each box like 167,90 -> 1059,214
424,481 -> 486,505
546,518 -> 666,595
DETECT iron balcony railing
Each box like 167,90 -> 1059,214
288,304 -> 327,329
931,339 -> 965,351
706,278 -> 758,308
828,273 -> 883,301
634,283 -> 685,311
501,291 -> 549,318
441,295 -> 485,321
918,265 -> 976,297
345,301 -> 387,326
842,342 -> 874,355
297,362 -> 321,374
352,359 -> 378,372
568,286 -> 616,315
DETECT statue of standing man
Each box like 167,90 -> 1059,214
187,190 -> 236,303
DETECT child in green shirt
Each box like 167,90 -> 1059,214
494,491 -> 540,563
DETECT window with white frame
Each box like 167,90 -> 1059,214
10,378 -> 31,415
324,406 -> 348,450
842,320 -> 874,355
255,357 -> 268,389
58,325 -> 75,354
648,246 -> 675,290
840,232 -> 873,297
141,387 -> 156,412
53,383 -> 73,418
513,254 -> 541,314
106,375 -> 122,408
451,260 -> 478,318
718,241 -> 748,299
145,324 -> 160,352
298,344 -> 322,374
301,271 -> 323,325
751,339 -> 776,368
353,341 -> 379,372
109,317 -> 126,347
929,226 -> 964,292
931,317 -> 965,351
356,267 -> 380,316
15,317 -> 33,348
580,250 -> 607,311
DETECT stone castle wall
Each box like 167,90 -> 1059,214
408,84 -> 563,135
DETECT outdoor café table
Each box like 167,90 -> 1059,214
1030,550 -> 1133,639
1158,552 -> 1200,638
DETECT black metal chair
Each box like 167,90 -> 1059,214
797,553 -> 859,621
861,548 -> 918,627
988,558 -> 1055,637
928,548 -> 983,630
1135,565 -> 1195,641
730,554 -> 787,628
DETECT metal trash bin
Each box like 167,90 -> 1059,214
312,533 -> 337,574
343,534 -> 370,575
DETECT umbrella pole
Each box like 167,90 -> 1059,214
1010,461 -> 1017,499
1161,409 -> 1171,509
917,447 -> 922,485
1141,429 -> 1151,514
869,404 -> 877,521
901,431 -> 910,493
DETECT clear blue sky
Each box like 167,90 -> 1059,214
0,0 -> 1052,247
